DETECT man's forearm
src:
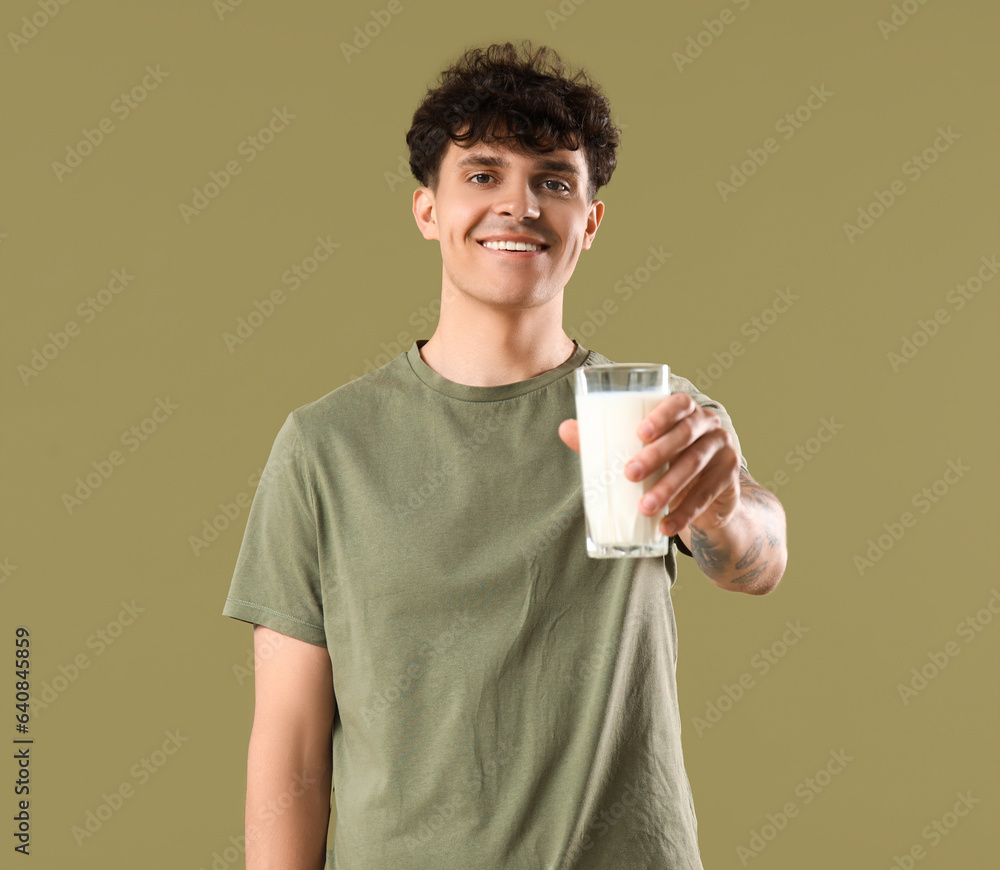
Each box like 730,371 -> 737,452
686,469 -> 787,594
246,734 -> 333,870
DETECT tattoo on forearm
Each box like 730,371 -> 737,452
740,485 -> 774,511
763,518 -> 781,548
690,525 -> 731,575
731,563 -> 768,585
740,469 -> 785,549
734,534 -> 763,570
686,470 -> 786,587
739,469 -> 779,511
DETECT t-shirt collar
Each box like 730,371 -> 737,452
406,339 -> 591,402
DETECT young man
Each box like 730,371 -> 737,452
223,41 -> 787,869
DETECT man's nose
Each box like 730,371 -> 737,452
493,182 -> 541,221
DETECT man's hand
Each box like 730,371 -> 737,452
559,391 -> 787,594
558,391 -> 739,537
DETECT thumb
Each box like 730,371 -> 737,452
558,419 -> 580,454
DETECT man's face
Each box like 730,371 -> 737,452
412,137 -> 604,311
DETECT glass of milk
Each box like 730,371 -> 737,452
574,363 -> 672,558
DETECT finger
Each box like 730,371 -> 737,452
627,406 -> 721,481
664,475 -> 698,515
558,419 -> 580,454
638,428 -> 736,514
658,447 -> 741,533
636,392 -> 700,443
659,480 -> 698,536
670,468 -> 735,532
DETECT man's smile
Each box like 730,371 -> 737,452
476,236 -> 551,257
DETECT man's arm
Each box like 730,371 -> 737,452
246,625 -> 335,870
676,467 -> 787,595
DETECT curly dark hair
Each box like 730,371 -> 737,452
406,41 -> 621,202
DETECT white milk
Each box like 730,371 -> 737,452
576,390 -> 670,549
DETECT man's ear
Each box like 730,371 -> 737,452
581,199 -> 605,251
412,186 -> 439,241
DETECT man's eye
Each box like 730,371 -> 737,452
470,173 -> 493,184
542,180 -> 570,192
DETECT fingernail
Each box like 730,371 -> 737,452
626,461 -> 643,479
638,421 -> 654,438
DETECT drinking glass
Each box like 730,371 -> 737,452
574,363 -> 672,558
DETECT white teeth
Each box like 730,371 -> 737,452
482,240 -> 543,252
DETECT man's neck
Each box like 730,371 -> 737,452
418,316 -> 577,388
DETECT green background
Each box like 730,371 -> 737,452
2,0 -> 997,866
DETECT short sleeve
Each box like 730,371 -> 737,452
668,374 -> 749,559
222,411 -> 327,646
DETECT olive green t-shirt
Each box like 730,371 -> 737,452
223,339 -> 747,869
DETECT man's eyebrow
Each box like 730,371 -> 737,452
453,152 -> 580,177
536,157 -> 580,177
